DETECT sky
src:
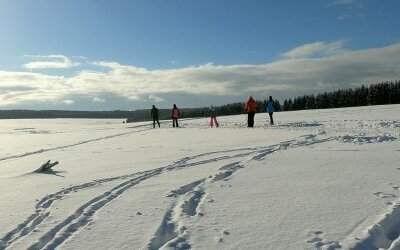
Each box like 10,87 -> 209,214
0,0 -> 399,111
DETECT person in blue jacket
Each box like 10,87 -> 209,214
264,96 -> 275,125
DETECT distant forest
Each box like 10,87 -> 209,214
281,81 -> 400,111
131,80 -> 398,122
1,81 -> 398,121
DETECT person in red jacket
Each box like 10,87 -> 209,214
245,96 -> 257,127
172,104 -> 180,127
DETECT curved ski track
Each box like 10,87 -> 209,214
0,132 -> 332,250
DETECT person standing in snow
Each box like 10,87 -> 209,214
151,105 -> 160,128
245,96 -> 257,127
209,105 -> 219,127
172,104 -> 180,127
264,96 -> 275,125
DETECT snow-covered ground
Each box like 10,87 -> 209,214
0,105 -> 399,250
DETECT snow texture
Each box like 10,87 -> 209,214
0,105 -> 399,249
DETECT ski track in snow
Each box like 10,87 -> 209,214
0,124 -> 151,162
0,119 -> 398,249
147,162 -> 244,250
0,132 -> 336,250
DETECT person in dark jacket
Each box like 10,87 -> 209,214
151,105 -> 160,128
172,104 -> 180,127
245,96 -> 257,127
264,96 -> 275,125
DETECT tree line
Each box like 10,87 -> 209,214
281,81 -> 400,111
155,80 -> 399,122
2,81 -> 398,121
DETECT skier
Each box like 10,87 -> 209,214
245,96 -> 257,127
264,96 -> 275,125
151,105 -> 160,128
172,104 -> 180,127
209,105 -> 219,127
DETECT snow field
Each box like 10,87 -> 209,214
0,104 -> 399,249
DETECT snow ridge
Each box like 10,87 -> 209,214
337,134 -> 397,144
349,202 -> 400,250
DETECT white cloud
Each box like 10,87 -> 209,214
128,96 -> 143,101
63,99 -> 74,105
148,95 -> 164,103
93,97 -> 106,103
326,0 -> 364,8
1,42 -> 400,107
326,0 -> 360,7
24,54 -> 80,69
326,0 -> 365,21
336,14 -> 351,20
281,41 -> 344,58
0,71 -> 66,105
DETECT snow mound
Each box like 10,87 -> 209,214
279,121 -> 323,127
337,134 -> 397,144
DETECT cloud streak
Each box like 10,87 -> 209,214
148,95 -> 164,103
63,99 -> 74,105
1,43 -> 399,108
281,41 -> 344,58
93,97 -> 106,103
24,55 -> 80,69
326,0 -> 361,7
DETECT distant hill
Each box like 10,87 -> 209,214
0,110 -> 132,119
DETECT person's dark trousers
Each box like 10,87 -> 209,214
173,118 -> 179,127
268,112 -> 274,125
247,112 -> 255,127
153,117 -> 160,128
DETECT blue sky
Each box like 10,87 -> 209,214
0,0 -> 399,110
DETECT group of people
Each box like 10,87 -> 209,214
150,104 -> 180,128
150,103 -> 213,128
245,95 -> 275,127
150,96 -> 275,128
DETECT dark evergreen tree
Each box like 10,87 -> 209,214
274,99 -> 281,111
283,99 -> 289,111
288,99 -> 293,111
305,95 -> 316,109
